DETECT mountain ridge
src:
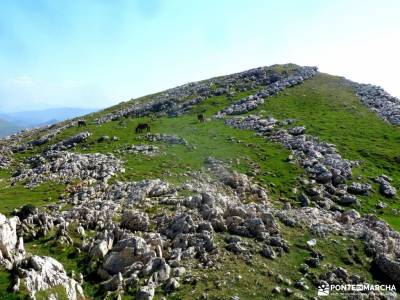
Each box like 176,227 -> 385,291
0,64 -> 399,299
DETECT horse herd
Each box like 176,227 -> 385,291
77,113 -> 206,134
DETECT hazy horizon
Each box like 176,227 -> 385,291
1,0 -> 400,112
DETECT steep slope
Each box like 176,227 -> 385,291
0,64 -> 399,300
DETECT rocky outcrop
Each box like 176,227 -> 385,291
225,116 -> 359,197
120,210 -> 150,232
115,144 -> 159,156
372,254 -> 400,287
50,131 -> 91,151
102,236 -> 154,275
277,207 -> 400,259
16,255 -> 84,300
375,175 -> 397,198
347,182 -> 372,195
356,83 -> 400,125
0,146 -> 13,169
140,133 -> 188,145
12,150 -> 124,187
66,179 -> 171,206
0,214 -> 21,264
11,122 -> 77,153
217,67 -> 317,116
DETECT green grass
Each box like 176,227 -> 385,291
24,228 -> 100,298
8,90 -> 303,201
0,170 -> 65,216
35,285 -> 68,300
0,268 -> 26,300
251,73 -> 400,228
1,68 -> 399,299
165,227 -> 374,300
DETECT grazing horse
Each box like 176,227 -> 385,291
78,120 -> 87,127
135,123 -> 150,134
197,113 -> 205,123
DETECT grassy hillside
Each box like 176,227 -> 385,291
0,69 -> 399,299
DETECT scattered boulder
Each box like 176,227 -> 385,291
142,257 -> 171,284
375,175 -> 397,198
102,237 -> 153,275
337,194 -> 358,205
299,193 -> 310,207
141,133 -> 188,145
347,182 -> 372,195
288,126 -> 306,136
137,285 -> 155,300
165,277 -> 180,293
50,132 -> 91,151
306,239 -> 317,247
116,144 -> 159,156
121,210 -> 150,232
260,245 -> 276,259
90,240 -> 109,259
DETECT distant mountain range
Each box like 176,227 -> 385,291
0,107 -> 98,137
0,118 -> 21,138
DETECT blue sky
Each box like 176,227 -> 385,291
0,0 -> 399,112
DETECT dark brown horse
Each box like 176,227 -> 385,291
78,120 -> 87,127
135,123 -> 150,133
197,113 -> 205,123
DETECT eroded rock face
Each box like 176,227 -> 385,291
102,236 -> 154,275
0,214 -> 20,261
17,255 -> 84,300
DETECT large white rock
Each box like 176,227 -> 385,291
0,214 -> 19,260
18,255 -> 84,300
90,240 -> 109,259
103,237 -> 153,275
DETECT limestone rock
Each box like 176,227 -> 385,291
17,255 -> 84,300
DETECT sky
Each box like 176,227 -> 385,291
0,0 -> 399,112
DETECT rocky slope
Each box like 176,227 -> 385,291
0,64 -> 399,299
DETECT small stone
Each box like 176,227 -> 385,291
306,239 -> 316,247
272,286 -> 281,294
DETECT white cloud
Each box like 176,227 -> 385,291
12,75 -> 34,87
